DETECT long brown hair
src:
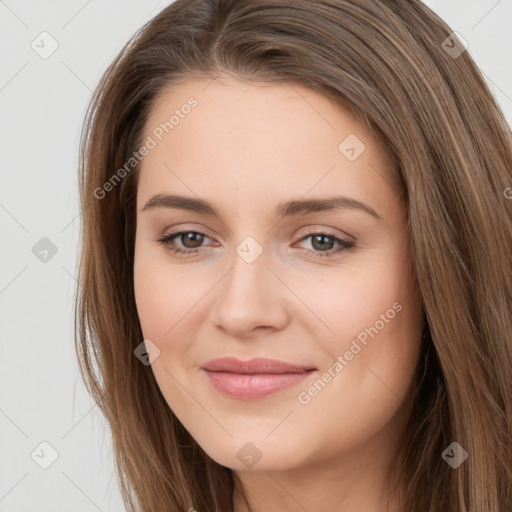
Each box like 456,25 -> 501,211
75,1 -> 512,510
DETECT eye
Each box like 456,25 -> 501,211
155,231 -> 213,257
294,231 -> 355,258
154,230 -> 356,259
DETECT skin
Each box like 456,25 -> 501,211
133,73 -> 423,512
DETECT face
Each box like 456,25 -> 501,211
133,74 -> 423,473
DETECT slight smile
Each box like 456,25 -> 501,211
200,357 -> 318,400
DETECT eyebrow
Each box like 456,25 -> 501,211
141,193 -> 383,220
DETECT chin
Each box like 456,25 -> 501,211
190,430 -> 307,472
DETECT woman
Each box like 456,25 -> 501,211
75,0 -> 512,510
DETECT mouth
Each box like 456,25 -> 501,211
200,357 -> 317,400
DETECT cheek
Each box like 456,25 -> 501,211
134,242 -> 198,337
295,293 -> 421,459
314,248 -> 421,396
133,245 -> 219,376
320,282 -> 421,412
134,260 -> 165,338
292,260 -> 405,348
134,243 -> 182,341
133,253 -> 193,401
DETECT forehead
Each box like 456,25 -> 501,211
136,75 -> 397,217
142,75 -> 371,149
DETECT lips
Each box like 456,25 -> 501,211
200,357 -> 317,399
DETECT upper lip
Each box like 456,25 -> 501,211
201,357 -> 316,374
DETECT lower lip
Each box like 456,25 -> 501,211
201,369 -> 315,400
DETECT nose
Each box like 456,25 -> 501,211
210,245 -> 290,338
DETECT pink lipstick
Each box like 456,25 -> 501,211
200,357 -> 316,400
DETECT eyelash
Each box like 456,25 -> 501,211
154,230 -> 355,259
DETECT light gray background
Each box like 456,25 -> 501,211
1,1 -> 511,510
